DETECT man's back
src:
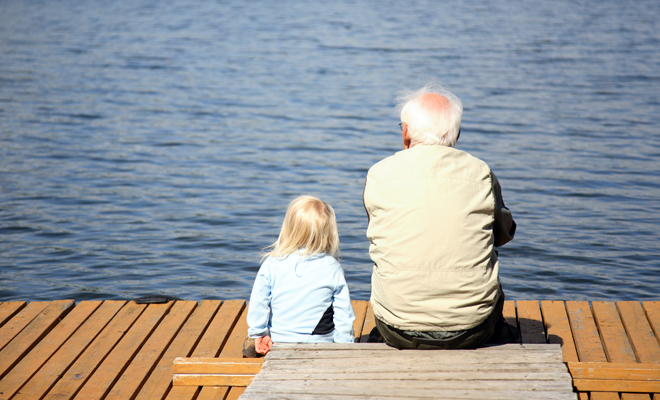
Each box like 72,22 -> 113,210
364,144 -> 500,332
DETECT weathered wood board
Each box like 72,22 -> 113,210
238,343 -> 577,400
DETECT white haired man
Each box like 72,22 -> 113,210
364,85 -> 519,349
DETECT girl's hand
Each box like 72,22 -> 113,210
255,335 -> 272,355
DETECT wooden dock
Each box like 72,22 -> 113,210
0,299 -> 658,399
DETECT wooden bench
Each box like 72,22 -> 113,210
174,342 -> 578,399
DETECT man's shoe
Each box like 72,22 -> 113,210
367,326 -> 384,343
490,317 -> 521,344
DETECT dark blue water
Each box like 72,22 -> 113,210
1,0 -> 659,302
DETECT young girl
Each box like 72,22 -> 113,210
245,195 -> 355,356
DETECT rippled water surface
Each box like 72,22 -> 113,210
1,0 -> 659,302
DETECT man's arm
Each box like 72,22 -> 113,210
362,176 -> 370,224
492,171 -> 517,247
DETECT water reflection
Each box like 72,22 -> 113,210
1,0 -> 659,302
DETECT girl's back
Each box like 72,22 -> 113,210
259,252 -> 352,342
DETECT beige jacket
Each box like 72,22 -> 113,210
364,145 -> 516,331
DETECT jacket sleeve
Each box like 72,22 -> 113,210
362,176 -> 371,224
246,261 -> 272,338
332,268 -> 356,343
492,171 -> 517,247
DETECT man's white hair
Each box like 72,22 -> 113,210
395,84 -> 463,148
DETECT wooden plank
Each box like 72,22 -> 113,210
196,386 -> 246,400
242,393 -> 576,400
225,387 -> 245,400
219,303 -> 249,358
268,342 -> 561,351
104,301 -> 197,400
359,302 -> 377,343
541,301 -> 579,362
583,377 -> 655,398
173,374 -> 255,387
0,301 -> 26,328
270,342 -> 557,351
195,304 -> 249,400
184,370 -> 572,388
254,382 -> 572,394
241,393 -> 579,400
173,357 -> 263,374
254,371 -> 573,382
619,301 -> 660,363
574,379 -> 659,393
195,387 -> 224,400
568,362 -> 660,380
72,302 -> 173,400
9,300 -> 126,400
260,362 -> 570,374
351,300 -> 368,342
566,301 -> 607,362
266,344 -> 563,355
247,381 -> 575,394
591,394 -> 623,400
245,379 -> 575,393
261,354 -> 565,366
644,302 -> 660,344
250,375 -> 572,395
164,301 -> 245,400
133,300 -> 221,400
0,299 -> 75,379
270,342 -> 391,350
40,301 -> 146,400
593,301 -> 637,363
265,350 -> 564,363
622,390 -> 652,400
503,300 -> 518,330
0,301 -> 49,351
517,301 -> 546,344
0,301 -> 100,397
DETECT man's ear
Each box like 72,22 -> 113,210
402,123 -> 411,149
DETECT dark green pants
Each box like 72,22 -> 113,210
375,289 -> 514,350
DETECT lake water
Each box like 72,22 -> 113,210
1,0 -> 659,302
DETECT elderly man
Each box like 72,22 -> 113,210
364,85 -> 519,349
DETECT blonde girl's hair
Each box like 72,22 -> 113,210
264,195 -> 340,260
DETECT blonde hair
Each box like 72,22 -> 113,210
264,195 -> 340,260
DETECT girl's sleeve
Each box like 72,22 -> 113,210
247,262 -> 272,338
332,268 -> 356,343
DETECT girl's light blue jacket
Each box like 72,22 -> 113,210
247,252 -> 355,343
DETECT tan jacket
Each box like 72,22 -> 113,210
364,145 -> 515,331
